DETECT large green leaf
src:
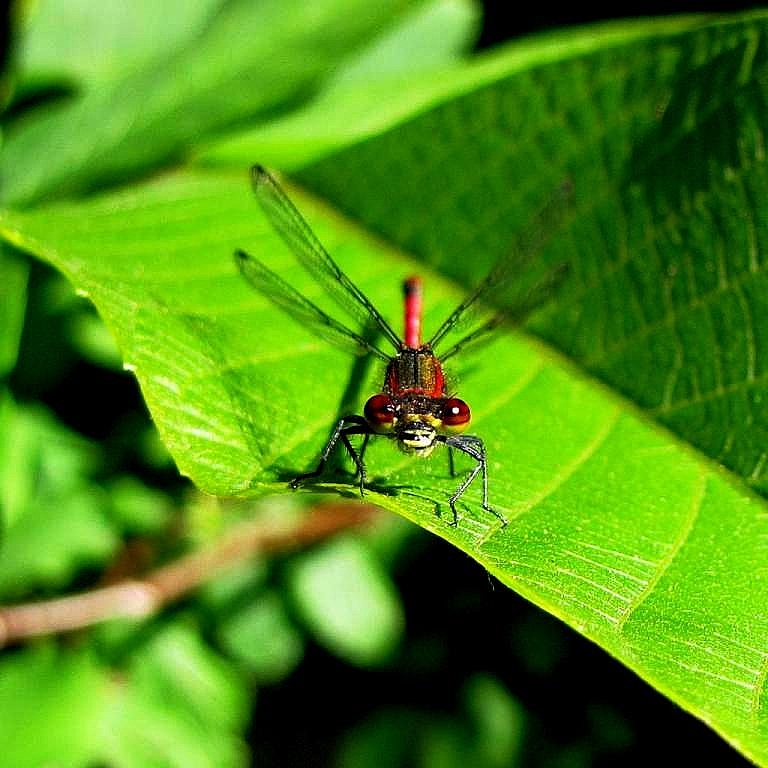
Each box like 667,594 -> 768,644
296,12 -> 768,497
0,161 -> 763,762
3,7 -> 768,766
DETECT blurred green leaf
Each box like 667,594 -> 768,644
336,676 -> 524,768
287,535 -> 404,666
15,0 -> 225,89
199,558 -> 269,609
125,622 -> 249,734
100,624 -> 250,768
586,704 -> 635,753
105,475 -> 174,534
197,0 -> 483,170
0,644 -> 110,768
0,396 -> 117,598
0,247 -> 29,378
199,553 -> 305,680
68,308 -> 124,369
462,675 -> 526,768
217,590 -> 304,682
0,626 -> 251,768
336,710 -> 425,768
2,0 -> 423,205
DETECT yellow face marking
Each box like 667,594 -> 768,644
403,413 -> 442,429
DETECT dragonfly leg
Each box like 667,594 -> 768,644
442,435 -> 507,527
340,430 -> 369,495
290,415 -> 371,495
349,432 -> 372,495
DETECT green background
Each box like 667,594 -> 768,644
1,1 -> 767,766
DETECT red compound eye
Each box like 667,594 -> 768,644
441,398 -> 471,431
364,394 -> 396,432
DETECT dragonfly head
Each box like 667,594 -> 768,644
365,392 -> 472,457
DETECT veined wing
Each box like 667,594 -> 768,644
235,249 -> 391,362
252,165 -> 402,352
428,179 -> 573,355
437,262 -> 569,362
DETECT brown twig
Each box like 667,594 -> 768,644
0,501 -> 379,648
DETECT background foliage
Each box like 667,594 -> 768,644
2,1 -> 768,766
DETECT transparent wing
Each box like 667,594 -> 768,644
252,165 -> 402,352
428,179 -> 573,355
437,263 -> 569,362
235,250 -> 391,362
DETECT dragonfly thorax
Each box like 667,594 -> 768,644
386,347 -> 445,398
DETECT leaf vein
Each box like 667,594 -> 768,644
616,467 -> 707,632
497,403 -> 622,530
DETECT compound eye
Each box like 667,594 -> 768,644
441,398 -> 471,432
364,394 -> 396,433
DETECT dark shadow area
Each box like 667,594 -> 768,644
249,530 -> 752,767
477,1 -> 768,49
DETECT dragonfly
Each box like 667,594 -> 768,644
235,165 -> 568,526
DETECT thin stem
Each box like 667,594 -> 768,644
0,502 -> 378,647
